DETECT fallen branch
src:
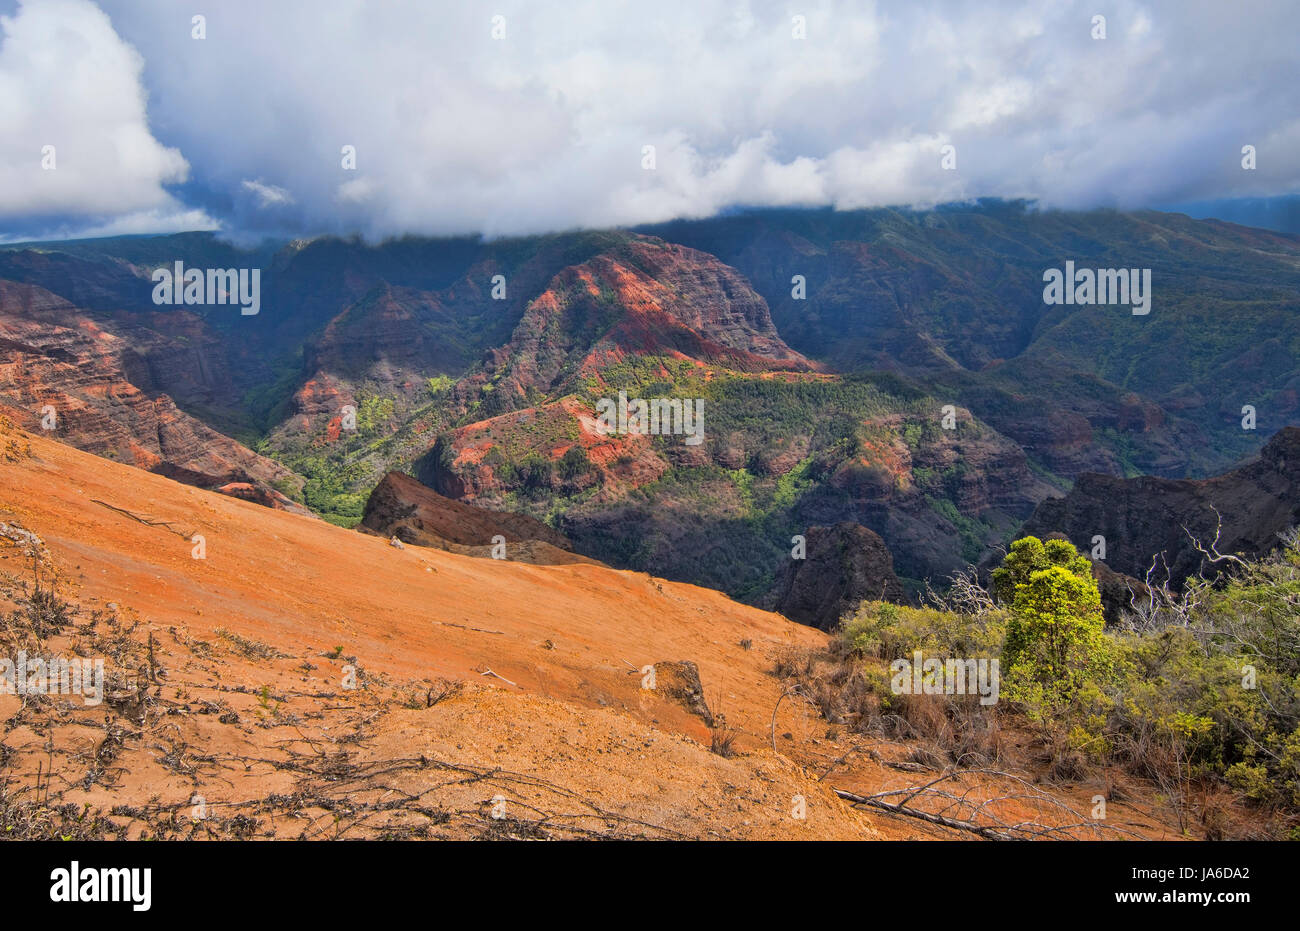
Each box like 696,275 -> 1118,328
438,622 -> 505,635
834,787 -> 1015,840
834,768 -> 1138,841
91,499 -> 193,538
479,668 -> 518,688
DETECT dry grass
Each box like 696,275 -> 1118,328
709,728 -> 738,759
215,627 -> 288,660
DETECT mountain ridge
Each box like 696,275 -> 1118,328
3,204 -> 1296,609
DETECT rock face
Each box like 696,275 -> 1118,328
1021,427 -> 1300,588
769,522 -> 905,630
1091,557 -> 1151,623
0,279 -> 306,513
652,661 -> 716,728
483,237 -> 814,407
358,471 -> 599,565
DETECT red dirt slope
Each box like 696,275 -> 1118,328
0,419 -> 1184,840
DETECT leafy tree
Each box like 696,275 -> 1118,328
996,537 -> 1110,705
992,535 -> 1094,605
426,375 -> 454,398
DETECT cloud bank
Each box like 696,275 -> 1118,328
0,0 -> 215,239
2,0 -> 1298,240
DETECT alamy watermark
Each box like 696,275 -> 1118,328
595,390 -> 704,446
1,652 -> 104,705
1042,261 -> 1151,315
890,650 -> 999,706
152,261 -> 261,316
49,861 -> 150,911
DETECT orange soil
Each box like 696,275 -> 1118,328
0,422 -> 1185,839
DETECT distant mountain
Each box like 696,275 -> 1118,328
1160,195 -> 1300,236
641,204 -> 1300,477
408,232 -> 1049,599
1021,426 -> 1300,590
3,203 -> 1297,616
0,279 -> 305,513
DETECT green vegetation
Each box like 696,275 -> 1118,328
353,395 -> 393,434
796,535 -> 1300,838
426,374 -> 455,397
296,453 -> 369,526
442,355 -> 1020,599
842,599 -> 1005,666
995,537 -> 1113,712
263,379 -> 462,526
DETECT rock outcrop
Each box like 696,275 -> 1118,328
0,279 -> 306,512
358,470 -> 599,565
482,237 -> 814,408
769,522 -> 905,630
1021,427 -> 1300,589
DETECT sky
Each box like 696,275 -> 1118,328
2,0 -> 1298,242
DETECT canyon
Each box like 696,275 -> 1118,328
2,204 -> 1298,628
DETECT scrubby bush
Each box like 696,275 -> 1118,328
803,534 -> 1300,834
840,600 -> 1004,661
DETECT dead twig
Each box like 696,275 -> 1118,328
478,668 -> 518,688
90,499 -> 194,539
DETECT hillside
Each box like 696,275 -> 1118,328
0,279 -> 305,512
2,204 -> 1297,609
0,418 -> 1193,840
644,205 -> 1300,476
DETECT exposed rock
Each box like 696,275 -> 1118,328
0,279 -> 304,511
1021,427 -> 1300,590
1092,558 -> 1150,623
652,660 -> 716,728
213,482 -> 311,516
484,237 -> 814,407
769,522 -> 905,630
359,471 -> 600,566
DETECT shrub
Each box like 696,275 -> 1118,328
816,533 -> 1300,832
991,535 -> 1095,605
840,600 -> 1004,661
1003,567 -> 1109,695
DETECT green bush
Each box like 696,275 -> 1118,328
840,600 -> 1005,661
828,534 -> 1300,830
994,538 -> 1112,707
991,535 -> 1095,605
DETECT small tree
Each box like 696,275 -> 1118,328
997,537 -> 1110,707
992,536 -> 1095,605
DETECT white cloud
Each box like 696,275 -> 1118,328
4,0 -> 1299,240
54,206 -> 220,239
241,179 -> 295,208
0,0 -> 209,232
